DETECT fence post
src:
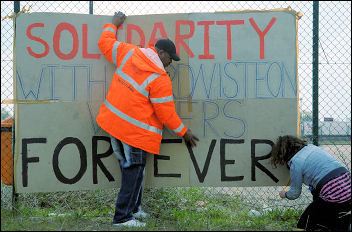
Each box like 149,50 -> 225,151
312,1 -> 319,146
89,1 -> 93,14
14,1 -> 20,13
12,0 -> 20,212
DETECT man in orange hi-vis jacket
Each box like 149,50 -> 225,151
96,12 -> 199,227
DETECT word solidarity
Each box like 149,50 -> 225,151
21,137 -> 278,188
26,18 -> 276,60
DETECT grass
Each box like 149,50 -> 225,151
1,187 -> 303,231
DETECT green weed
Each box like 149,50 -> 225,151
1,187 -> 301,231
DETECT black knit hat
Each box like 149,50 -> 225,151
155,38 -> 180,61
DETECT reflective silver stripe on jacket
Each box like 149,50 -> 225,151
173,123 -> 185,133
150,95 -> 173,103
120,49 -> 133,68
112,41 -> 120,66
103,27 -> 117,34
140,73 -> 161,90
104,99 -> 163,135
115,49 -> 161,98
116,69 -> 149,97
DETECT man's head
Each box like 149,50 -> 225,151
155,38 -> 180,68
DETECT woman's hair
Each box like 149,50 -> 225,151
270,135 -> 308,168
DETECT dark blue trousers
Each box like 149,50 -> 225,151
110,136 -> 147,224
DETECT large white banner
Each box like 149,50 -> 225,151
14,9 -> 300,193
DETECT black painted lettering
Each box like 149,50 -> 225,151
22,138 -> 46,187
154,155 -> 182,178
153,139 -> 182,178
220,139 -> 244,181
187,139 -> 216,183
53,137 -> 87,184
251,139 -> 278,183
92,136 -> 114,184
161,139 -> 183,144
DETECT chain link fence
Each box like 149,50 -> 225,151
1,0 -> 351,218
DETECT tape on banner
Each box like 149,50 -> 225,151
1,5 -> 32,21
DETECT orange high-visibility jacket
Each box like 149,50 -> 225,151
96,23 -> 188,154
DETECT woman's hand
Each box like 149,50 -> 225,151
279,191 -> 286,199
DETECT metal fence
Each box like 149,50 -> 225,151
1,0 -> 351,217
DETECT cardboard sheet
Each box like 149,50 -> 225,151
14,10 -> 299,193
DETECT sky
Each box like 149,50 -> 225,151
1,1 -> 351,122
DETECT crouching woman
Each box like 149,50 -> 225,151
270,135 -> 351,231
